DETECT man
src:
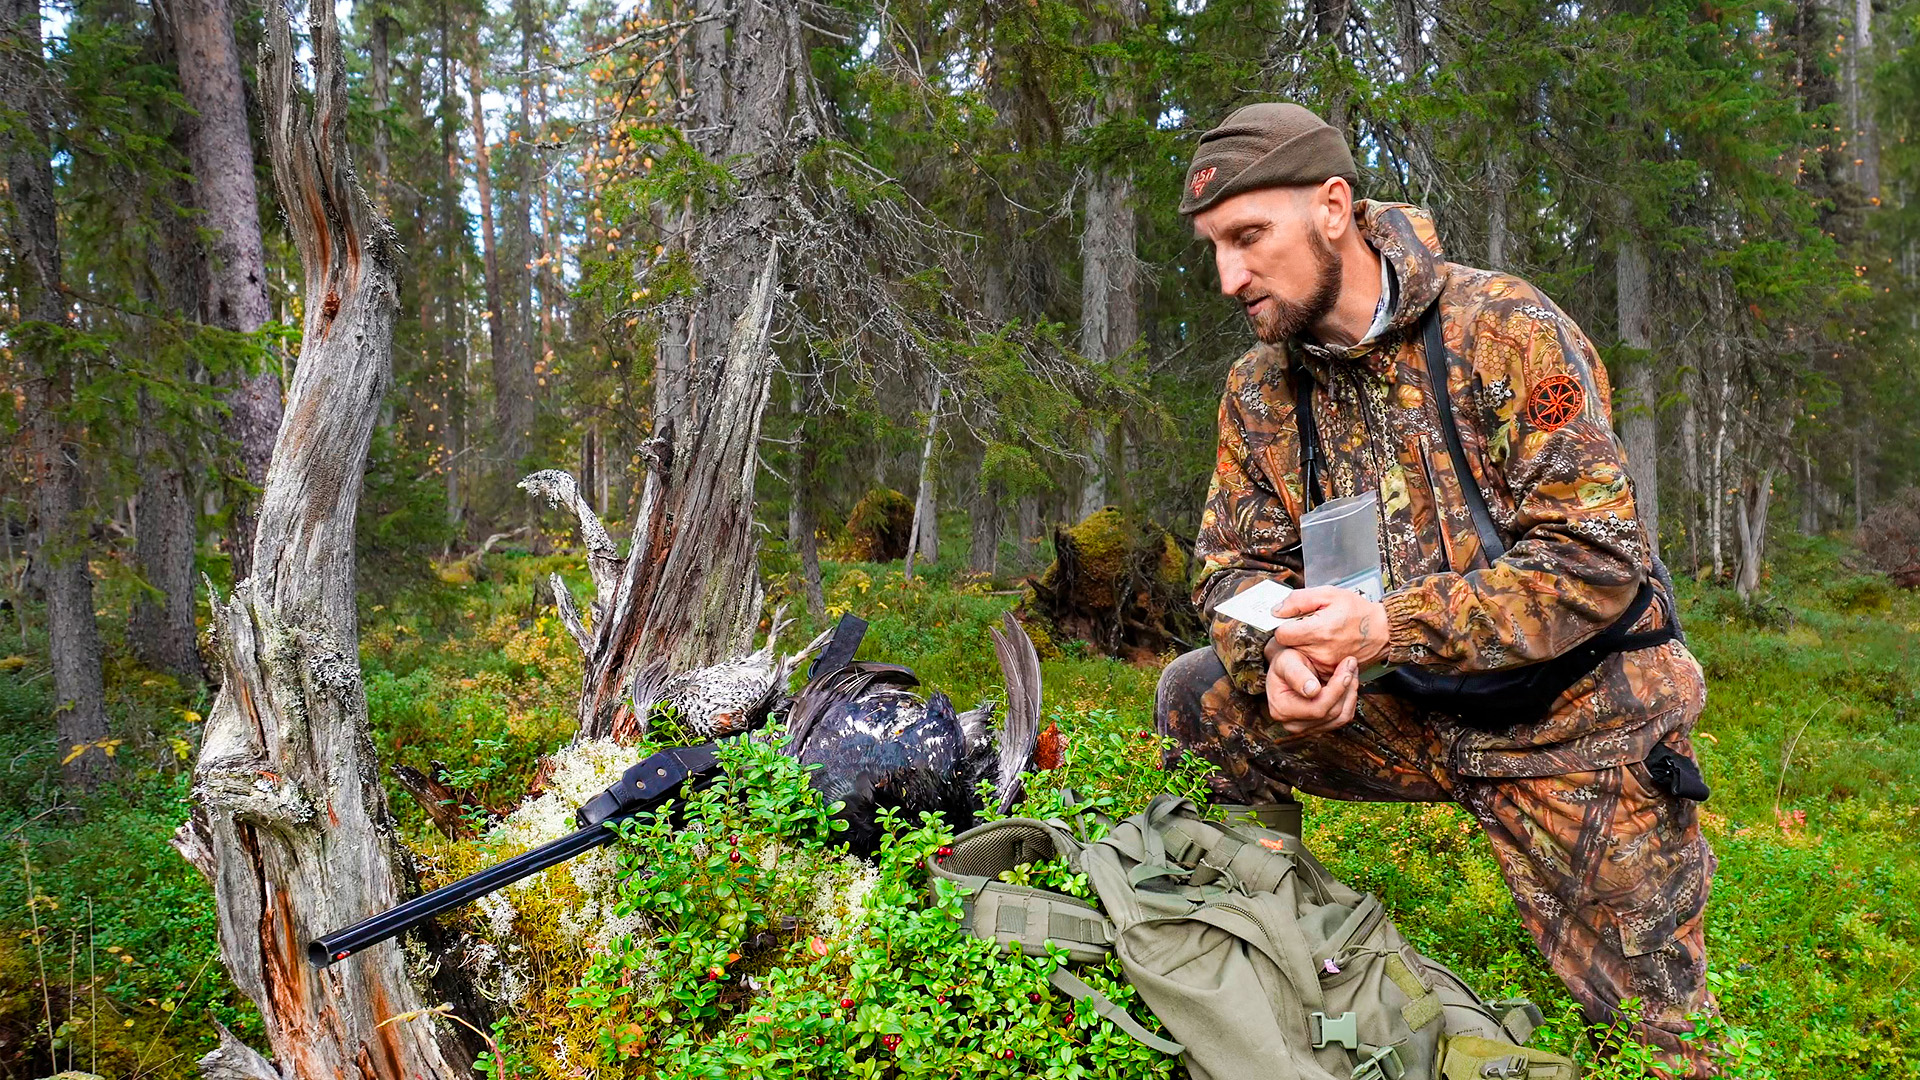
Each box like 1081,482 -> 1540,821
1156,102 -> 1718,1075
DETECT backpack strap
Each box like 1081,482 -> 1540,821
1292,361 -> 1328,509
930,818 -> 1115,964
1420,303 -> 1509,563
1437,1035 -> 1578,1080
953,880 -> 1115,965
1048,967 -> 1187,1056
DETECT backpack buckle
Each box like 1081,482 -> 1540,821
1310,1011 -> 1359,1050
1479,1054 -> 1531,1079
1353,1045 -> 1405,1080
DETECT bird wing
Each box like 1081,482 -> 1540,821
784,661 -> 919,750
988,612 -> 1043,814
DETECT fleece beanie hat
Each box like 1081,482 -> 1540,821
1179,102 -> 1357,216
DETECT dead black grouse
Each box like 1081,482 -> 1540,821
782,612 -> 1043,857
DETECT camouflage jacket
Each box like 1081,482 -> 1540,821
1193,200 -> 1705,778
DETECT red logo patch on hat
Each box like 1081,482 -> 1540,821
1190,166 -> 1217,200
1525,374 -> 1585,432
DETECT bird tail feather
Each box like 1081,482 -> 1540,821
627,657 -> 673,740
989,612 -> 1043,815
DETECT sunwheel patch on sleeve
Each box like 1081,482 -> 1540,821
1525,374 -> 1584,432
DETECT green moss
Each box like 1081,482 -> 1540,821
834,488 -> 916,562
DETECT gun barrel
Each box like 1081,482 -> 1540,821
307,740 -> 723,969
306,822 -> 612,969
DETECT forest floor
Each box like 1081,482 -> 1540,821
0,527 -> 1914,1078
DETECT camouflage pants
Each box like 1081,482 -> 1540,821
1154,648 -> 1719,1077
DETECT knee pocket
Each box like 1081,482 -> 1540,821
1604,765 -> 1712,957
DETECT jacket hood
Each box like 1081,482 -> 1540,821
1295,199 -> 1450,367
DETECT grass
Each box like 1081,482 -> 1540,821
0,522 -> 1913,1077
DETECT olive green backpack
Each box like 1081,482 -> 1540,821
928,795 -> 1577,1080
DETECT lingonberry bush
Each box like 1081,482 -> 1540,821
484,736 -> 1182,1078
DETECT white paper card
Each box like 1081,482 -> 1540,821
1214,579 -> 1296,632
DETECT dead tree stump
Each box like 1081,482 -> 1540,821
1023,507 -> 1202,662
170,5 -> 473,1076
526,242 -> 783,743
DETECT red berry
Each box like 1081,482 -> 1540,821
814,1036 -> 825,1045
937,846 -> 953,859
840,997 -> 855,1010
729,834 -> 740,845
729,850 -> 742,863
936,995 -> 947,1005
1027,992 -> 1041,1003
882,1033 -> 902,1051
1001,1048 -> 1016,1059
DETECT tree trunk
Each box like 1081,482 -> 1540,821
3,0 -> 111,793
787,379 -> 825,616
438,0 -> 469,531
1734,467 -> 1776,597
1710,372 -> 1730,579
1075,0 -> 1141,520
1309,0 -> 1353,129
904,380 -> 944,580
1485,157 -> 1510,267
130,87 -> 210,687
470,36 -> 536,480
174,0 -> 281,583
132,409 -> 204,684
1797,437 -> 1815,535
1680,371 -> 1703,574
1851,428 -> 1869,530
173,5 -> 472,1075
1841,0 -> 1880,200
1017,496 -> 1042,568
367,5 -> 392,204
1613,223 -> 1661,558
499,0 -> 539,467
969,469 -> 1004,578
532,243 -> 783,743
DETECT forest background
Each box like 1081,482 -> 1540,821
2,0 -> 1919,1075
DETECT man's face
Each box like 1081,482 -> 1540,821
1192,185 -> 1343,345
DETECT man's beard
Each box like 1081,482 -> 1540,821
1244,228 -> 1344,345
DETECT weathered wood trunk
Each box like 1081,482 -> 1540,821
531,244 -> 782,743
173,0 -> 281,579
172,4 -> 471,1076
3,0 -> 111,792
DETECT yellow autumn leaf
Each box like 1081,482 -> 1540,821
61,744 -> 86,766
177,708 -> 202,724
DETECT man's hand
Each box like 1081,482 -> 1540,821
1267,586 -> 1391,676
1261,641 -> 1360,736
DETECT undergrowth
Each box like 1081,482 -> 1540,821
0,528 -> 1912,1077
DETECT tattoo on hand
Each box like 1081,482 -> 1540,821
1359,613 -> 1374,642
